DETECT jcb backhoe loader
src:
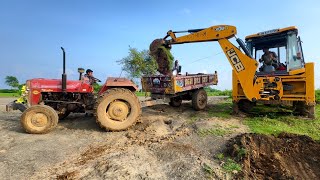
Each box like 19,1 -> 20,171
151,25 -> 315,118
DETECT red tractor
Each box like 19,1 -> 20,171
7,47 -> 141,134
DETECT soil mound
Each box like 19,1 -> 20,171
227,133 -> 320,179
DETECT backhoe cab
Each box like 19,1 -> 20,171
245,26 -> 304,74
236,27 -> 315,118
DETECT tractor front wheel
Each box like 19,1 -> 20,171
95,88 -> 141,131
21,105 -> 59,134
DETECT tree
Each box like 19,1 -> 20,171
117,47 -> 158,80
5,76 -> 19,89
93,82 -> 102,93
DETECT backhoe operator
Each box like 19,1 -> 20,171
259,48 -> 279,71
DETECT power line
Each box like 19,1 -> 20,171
188,51 -> 224,64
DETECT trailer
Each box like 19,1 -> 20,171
141,72 -> 218,110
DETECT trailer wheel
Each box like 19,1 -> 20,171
169,97 -> 182,107
21,105 -> 58,134
192,88 -> 207,111
238,99 -> 254,113
95,88 -> 141,131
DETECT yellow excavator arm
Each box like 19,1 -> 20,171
163,25 -> 262,101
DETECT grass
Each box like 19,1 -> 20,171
203,163 -> 215,176
216,153 -> 224,160
222,158 -> 242,173
316,89 -> 320,103
207,102 -> 232,118
135,91 -> 150,97
197,125 -> 233,137
244,104 -> 320,141
0,93 -> 19,97
214,154 -> 242,174
187,113 -> 201,124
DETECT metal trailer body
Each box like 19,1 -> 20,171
141,72 -> 218,110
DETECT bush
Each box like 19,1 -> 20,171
204,87 -> 232,97
316,89 -> 320,103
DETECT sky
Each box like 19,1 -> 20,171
0,0 -> 320,90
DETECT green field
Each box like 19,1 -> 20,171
0,93 -> 19,97
244,104 -> 320,141
135,91 -> 150,97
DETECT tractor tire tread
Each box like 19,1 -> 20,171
192,88 -> 207,111
94,88 -> 141,131
21,105 -> 58,134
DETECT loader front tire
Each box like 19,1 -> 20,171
95,88 -> 141,131
293,101 -> 315,119
238,99 -> 254,113
21,105 -> 58,134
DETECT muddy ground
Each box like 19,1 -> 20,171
0,97 -> 247,180
1,97 -> 319,180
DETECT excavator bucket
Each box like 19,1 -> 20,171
149,39 -> 174,75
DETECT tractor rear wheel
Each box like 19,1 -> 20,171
169,97 -> 182,107
192,88 -> 207,111
21,105 -> 59,134
95,88 -> 141,131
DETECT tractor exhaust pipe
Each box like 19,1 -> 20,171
61,47 -> 67,92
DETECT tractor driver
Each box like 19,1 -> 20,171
83,69 -> 101,85
259,48 -> 279,71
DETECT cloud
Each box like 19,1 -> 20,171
202,69 -> 208,74
210,19 -> 221,25
181,8 -> 191,15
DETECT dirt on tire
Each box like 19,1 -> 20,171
20,105 -> 59,134
94,88 -> 141,131
226,133 -> 320,179
192,88 -> 207,111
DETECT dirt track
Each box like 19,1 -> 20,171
0,97 -> 247,180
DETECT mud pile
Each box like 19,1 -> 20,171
226,133 -> 320,179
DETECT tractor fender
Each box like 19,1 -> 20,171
98,77 -> 138,95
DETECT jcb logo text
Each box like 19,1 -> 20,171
226,48 -> 245,72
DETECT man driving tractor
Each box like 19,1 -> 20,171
83,69 -> 101,85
